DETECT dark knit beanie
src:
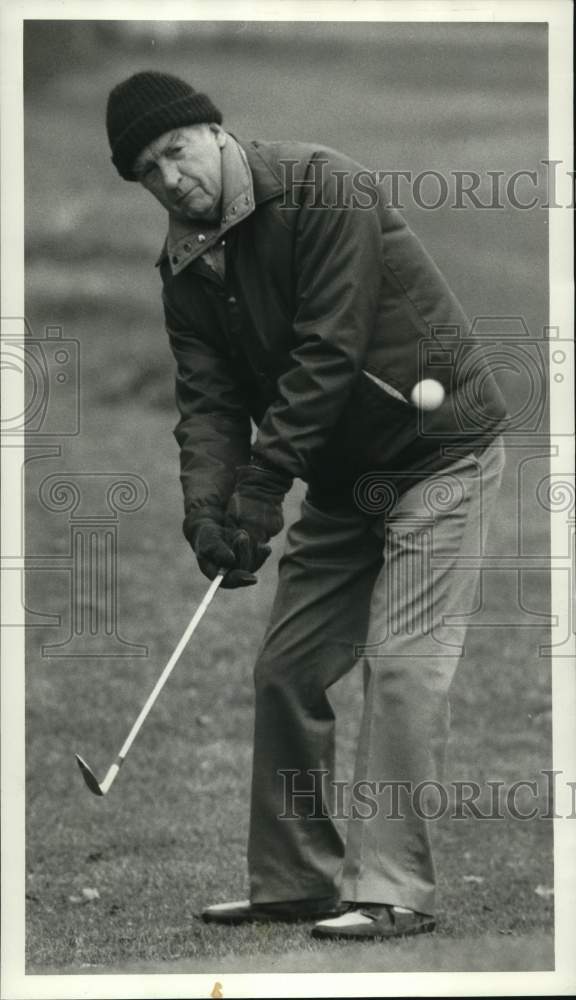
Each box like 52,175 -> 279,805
106,71 -> 223,181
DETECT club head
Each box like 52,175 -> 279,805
75,754 -> 105,796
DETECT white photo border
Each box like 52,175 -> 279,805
1,2 -> 574,997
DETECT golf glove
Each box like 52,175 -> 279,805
225,463 -> 290,573
183,509 -> 258,589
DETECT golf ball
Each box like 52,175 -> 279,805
410,379 -> 445,410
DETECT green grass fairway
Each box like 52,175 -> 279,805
23,22 -> 553,973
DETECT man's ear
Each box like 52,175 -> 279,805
209,123 -> 227,148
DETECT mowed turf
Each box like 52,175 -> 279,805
23,23 -> 553,972
51,933 -> 553,975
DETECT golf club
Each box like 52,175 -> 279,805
75,572 -> 225,796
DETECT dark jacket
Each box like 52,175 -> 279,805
159,139 -> 508,515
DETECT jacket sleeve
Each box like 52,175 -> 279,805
163,295 -> 252,516
251,152 -> 383,481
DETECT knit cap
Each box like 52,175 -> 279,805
106,70 -> 223,180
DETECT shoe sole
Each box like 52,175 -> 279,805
311,919 -> 436,941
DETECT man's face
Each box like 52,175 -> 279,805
134,123 -> 226,223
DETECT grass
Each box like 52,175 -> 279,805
66,934 -> 554,976
22,22 -> 553,974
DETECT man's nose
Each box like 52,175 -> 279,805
159,160 -> 181,190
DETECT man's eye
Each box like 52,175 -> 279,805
168,146 -> 184,156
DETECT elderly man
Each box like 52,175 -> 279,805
106,71 -> 508,941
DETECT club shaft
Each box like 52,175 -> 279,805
114,573 -> 224,764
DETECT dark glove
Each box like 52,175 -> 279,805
225,463 -> 291,574
183,508 -> 258,589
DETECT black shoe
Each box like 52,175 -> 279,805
201,896 -> 346,925
311,903 -> 436,940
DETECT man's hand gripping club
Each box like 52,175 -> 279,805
184,463 -> 291,588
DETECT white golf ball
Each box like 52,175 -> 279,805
411,379 -> 445,410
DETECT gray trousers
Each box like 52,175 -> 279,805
248,438 -> 505,915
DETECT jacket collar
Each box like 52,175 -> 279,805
155,135 -> 286,270
241,139 -> 286,205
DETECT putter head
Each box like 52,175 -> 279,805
75,754 -> 105,796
